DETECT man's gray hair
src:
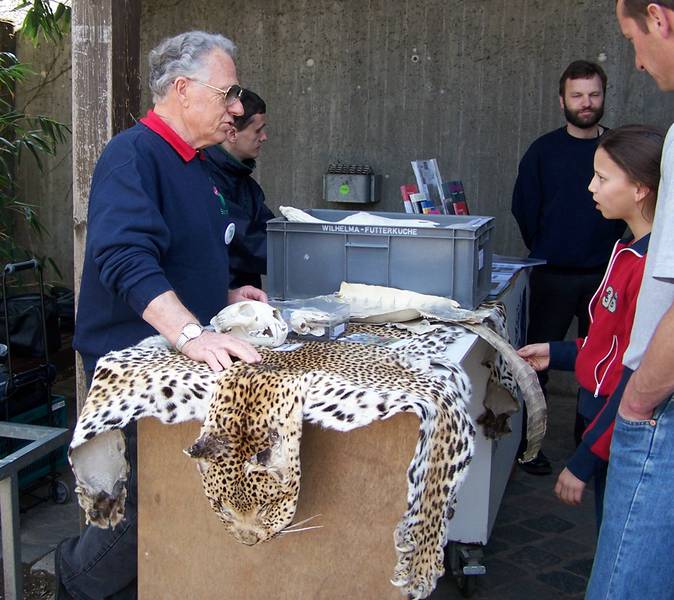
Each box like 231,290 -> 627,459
148,31 -> 237,102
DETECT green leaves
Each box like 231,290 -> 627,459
0,54 -> 70,170
0,20 -> 71,278
0,52 -> 31,91
16,1 -> 71,45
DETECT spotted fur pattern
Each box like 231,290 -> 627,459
480,302 -> 518,397
186,363 -> 306,546
71,325 -> 476,599
457,302 -> 546,459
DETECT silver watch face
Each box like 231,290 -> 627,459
183,323 -> 203,339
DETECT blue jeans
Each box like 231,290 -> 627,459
592,445 -> 607,533
585,394 -> 674,600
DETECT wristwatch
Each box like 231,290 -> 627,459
175,323 -> 204,352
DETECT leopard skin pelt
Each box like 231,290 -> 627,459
70,324 -> 475,599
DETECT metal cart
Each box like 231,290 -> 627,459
0,259 -> 70,505
443,269 -> 529,596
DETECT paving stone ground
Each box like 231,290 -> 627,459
6,373 -> 596,599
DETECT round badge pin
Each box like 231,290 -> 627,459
224,222 -> 236,245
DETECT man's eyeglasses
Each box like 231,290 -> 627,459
190,79 -> 244,107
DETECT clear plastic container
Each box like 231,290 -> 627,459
269,295 -> 350,341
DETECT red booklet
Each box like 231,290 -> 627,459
400,184 -> 419,213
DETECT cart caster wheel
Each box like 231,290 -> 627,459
457,573 -> 478,598
52,480 -> 70,504
447,543 -> 485,599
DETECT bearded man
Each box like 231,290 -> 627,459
511,60 -> 625,475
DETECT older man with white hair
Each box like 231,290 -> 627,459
58,31 -> 265,599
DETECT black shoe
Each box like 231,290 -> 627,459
517,451 -> 552,476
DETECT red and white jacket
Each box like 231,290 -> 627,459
575,235 -> 649,397
548,234 -> 649,478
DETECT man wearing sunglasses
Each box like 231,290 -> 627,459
205,89 -> 275,289
59,31 -> 266,600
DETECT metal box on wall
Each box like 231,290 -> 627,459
322,164 -> 380,204
266,209 -> 494,309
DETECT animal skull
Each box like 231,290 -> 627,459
288,309 -> 331,337
210,301 -> 288,347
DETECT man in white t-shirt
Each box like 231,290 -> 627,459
586,2 -> 674,599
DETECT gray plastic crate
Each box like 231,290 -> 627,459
266,209 -> 494,309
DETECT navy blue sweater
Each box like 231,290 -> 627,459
512,127 -> 625,269
74,121 -> 232,372
203,146 -> 274,288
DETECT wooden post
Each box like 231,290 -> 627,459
71,0 -> 140,412
111,1 -> 141,134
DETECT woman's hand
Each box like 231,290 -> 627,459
554,467 -> 586,506
517,343 -> 551,371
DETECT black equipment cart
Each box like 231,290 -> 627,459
0,259 -> 70,504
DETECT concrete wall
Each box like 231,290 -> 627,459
11,0 -> 674,288
139,0 -> 674,259
14,34 -> 73,285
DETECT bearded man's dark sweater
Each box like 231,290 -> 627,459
512,127 -> 625,269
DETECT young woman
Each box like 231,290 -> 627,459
517,124 -> 664,527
